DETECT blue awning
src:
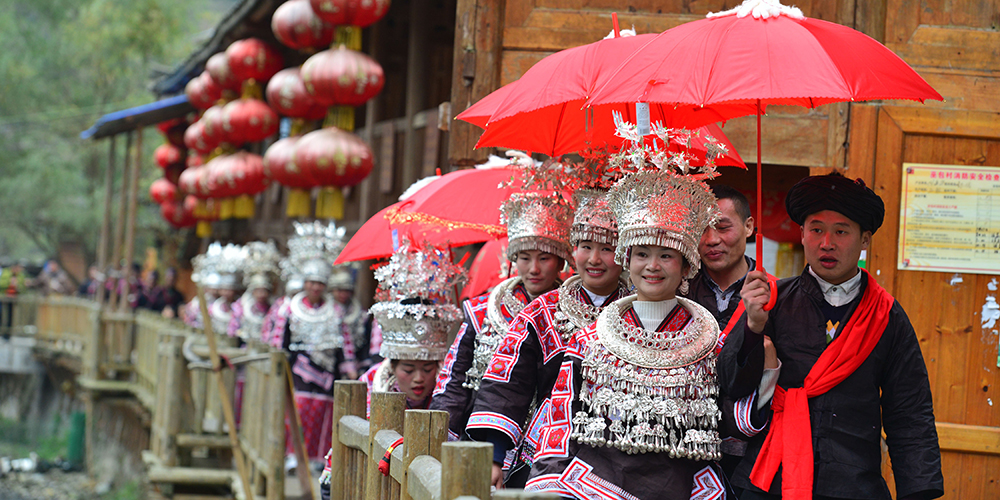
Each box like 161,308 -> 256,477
80,94 -> 195,140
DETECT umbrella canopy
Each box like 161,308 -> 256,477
334,203 -> 499,264
586,0 -> 941,272
456,33 -> 745,165
460,238 -> 508,300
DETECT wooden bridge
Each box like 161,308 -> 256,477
4,295 -> 554,500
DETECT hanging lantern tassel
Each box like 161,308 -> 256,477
286,188 -> 312,217
315,187 -> 344,219
324,106 -> 355,132
196,221 -> 212,238
218,198 -> 235,220
194,199 -> 210,219
334,26 -> 362,51
234,194 -> 255,219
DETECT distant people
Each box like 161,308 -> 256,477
78,265 -> 102,298
36,260 -> 74,296
0,263 -> 25,336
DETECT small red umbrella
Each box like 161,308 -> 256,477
460,238 -> 508,300
334,203 -> 501,264
587,0 -> 942,275
455,33 -> 744,166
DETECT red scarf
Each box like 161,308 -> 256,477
749,271 -> 894,499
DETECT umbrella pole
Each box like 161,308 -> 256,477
756,99 -> 763,272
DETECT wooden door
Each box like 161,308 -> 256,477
852,105 -> 1000,499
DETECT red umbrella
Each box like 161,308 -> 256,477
335,203 -> 500,264
587,0 -> 941,275
460,238 -> 509,300
456,33 -> 745,166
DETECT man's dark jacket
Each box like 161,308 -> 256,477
720,268 -> 944,499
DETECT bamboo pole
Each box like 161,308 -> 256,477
282,359 -> 316,498
196,286 -> 254,499
96,136 -> 116,309
108,132 -> 131,308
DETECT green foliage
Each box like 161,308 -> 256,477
0,0 -> 232,263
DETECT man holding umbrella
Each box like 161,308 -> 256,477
727,173 -> 943,500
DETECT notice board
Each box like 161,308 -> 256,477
898,163 -> 1000,275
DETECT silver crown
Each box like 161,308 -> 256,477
242,240 -> 281,290
192,243 -> 245,289
571,189 -> 618,247
280,221 -> 347,284
371,241 -> 467,361
608,171 -> 718,278
501,193 -> 573,262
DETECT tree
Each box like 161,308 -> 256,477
0,0 -> 235,274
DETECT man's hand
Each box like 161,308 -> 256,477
742,270 -> 772,333
763,336 -> 778,369
491,463 -> 504,489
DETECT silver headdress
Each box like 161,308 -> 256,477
370,241 -> 467,361
242,240 -> 281,291
607,171 -> 718,278
501,193 -> 573,262
193,243 -> 245,290
281,221 -> 347,284
570,189 -> 618,247
328,267 -> 355,291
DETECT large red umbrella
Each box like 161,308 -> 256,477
587,0 -> 942,274
456,33 -> 745,166
335,166 -> 538,264
460,238 -> 509,300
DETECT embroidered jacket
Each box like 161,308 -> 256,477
431,278 -> 532,440
466,276 -> 628,467
273,296 -> 357,393
524,298 -> 726,500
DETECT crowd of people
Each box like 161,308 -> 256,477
174,163 -> 943,500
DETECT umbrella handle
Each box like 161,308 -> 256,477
754,234 -> 778,311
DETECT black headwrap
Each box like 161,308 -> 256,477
785,173 -> 885,234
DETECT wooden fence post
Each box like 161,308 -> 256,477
331,381 -> 367,500
401,410 -> 448,500
365,392 -> 406,500
440,442 -> 491,500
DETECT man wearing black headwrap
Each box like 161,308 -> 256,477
719,173 -> 943,500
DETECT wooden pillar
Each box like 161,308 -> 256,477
400,410 -> 448,500
119,128 -> 142,312
360,22 -> 382,223
331,381 -> 368,500
108,133 -> 131,308
96,136 -> 116,310
440,442 -> 492,500
447,0 -> 504,168
402,0 -> 430,190
364,391 -> 405,500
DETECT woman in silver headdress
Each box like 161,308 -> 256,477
432,193 -> 571,443
228,241 -> 280,342
523,171 -> 735,500
465,189 -> 632,489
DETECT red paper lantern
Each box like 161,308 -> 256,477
301,46 -> 384,107
294,127 -> 374,188
153,144 -> 185,169
226,38 -> 285,83
178,167 -> 202,197
205,156 -> 238,199
263,137 -> 314,189
161,200 -> 197,228
230,152 -> 270,196
183,121 -> 216,155
187,154 -> 204,168
206,52 -> 242,92
309,0 -> 390,28
150,178 -> 178,204
201,105 -> 230,146
273,0 -> 336,51
221,98 -> 280,144
185,73 -> 223,110
266,68 -> 328,120
156,118 -> 189,147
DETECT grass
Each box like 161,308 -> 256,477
0,415 -> 69,461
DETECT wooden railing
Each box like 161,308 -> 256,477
329,381 -> 557,500
236,341 -> 288,500
34,296 -> 97,357
0,295 -> 38,338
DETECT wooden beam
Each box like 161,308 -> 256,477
447,0 -> 504,167
96,136 -> 116,310
402,0 -> 430,190
936,422 -> 1000,456
108,133 -> 131,308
